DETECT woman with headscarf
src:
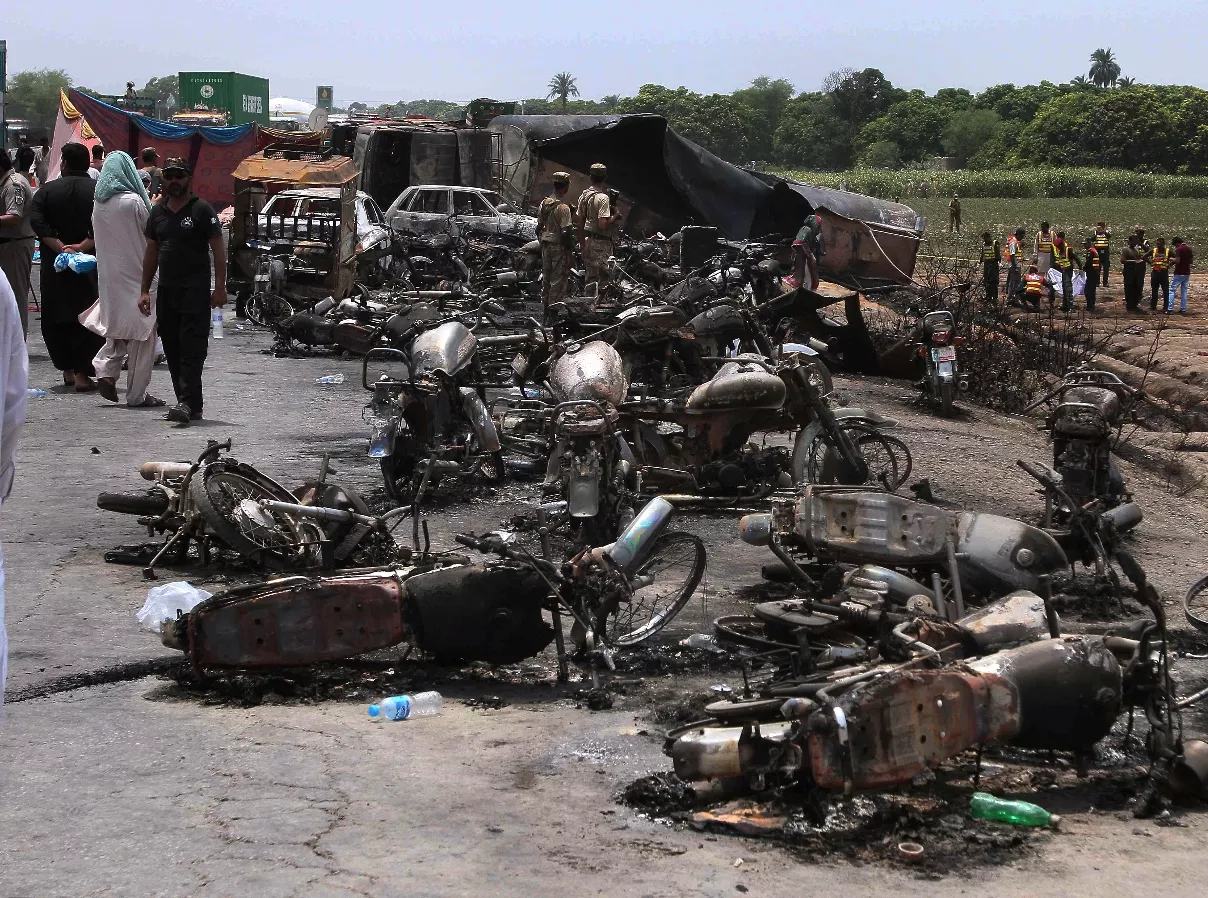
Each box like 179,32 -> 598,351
80,151 -> 163,406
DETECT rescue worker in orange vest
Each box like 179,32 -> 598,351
1094,222 -> 1111,286
1083,237 -> 1100,313
1148,237 -> 1170,311
1023,263 -> 1045,310
1051,231 -> 1080,312
980,231 -> 1000,302
1004,227 -> 1026,301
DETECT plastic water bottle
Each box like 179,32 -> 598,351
969,792 -> 1060,828
314,374 -> 345,385
368,691 -> 443,721
26,388 -> 47,399
211,308 -> 224,340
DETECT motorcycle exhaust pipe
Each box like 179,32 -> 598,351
738,512 -> 773,546
1102,502 -> 1143,533
604,496 -> 674,575
140,461 -> 192,481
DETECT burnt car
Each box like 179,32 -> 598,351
385,185 -> 537,242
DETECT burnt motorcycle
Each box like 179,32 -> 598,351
361,300 -> 536,502
1022,369 -> 1140,519
156,497 -> 706,679
97,440 -> 352,579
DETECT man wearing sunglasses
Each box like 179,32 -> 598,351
139,158 -> 226,424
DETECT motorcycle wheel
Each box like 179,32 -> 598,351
190,460 -> 318,570
380,452 -> 420,504
246,292 -> 294,328
1185,574 -> 1208,635
598,531 -> 706,647
799,423 -> 913,491
97,490 -> 170,517
939,379 -> 955,416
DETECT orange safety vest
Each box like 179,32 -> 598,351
1005,236 -> 1021,262
1095,231 -> 1110,249
1052,243 -> 1071,270
1152,248 -> 1169,270
1025,272 -> 1045,294
1037,231 -> 1054,253
1086,247 -> 1100,269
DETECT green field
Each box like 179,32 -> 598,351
902,197 -> 1208,263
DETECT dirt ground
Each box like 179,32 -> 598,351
2,308 -> 1207,897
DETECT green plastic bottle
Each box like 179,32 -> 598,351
969,792 -> 1061,828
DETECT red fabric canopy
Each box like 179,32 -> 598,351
68,90 -> 261,209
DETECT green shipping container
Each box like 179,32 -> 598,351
178,71 -> 270,126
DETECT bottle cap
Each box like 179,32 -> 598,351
367,704 -> 381,718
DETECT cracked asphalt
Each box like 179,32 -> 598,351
2,312 -> 1206,897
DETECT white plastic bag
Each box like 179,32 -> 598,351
136,581 -> 212,631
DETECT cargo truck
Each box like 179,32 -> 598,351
178,72 -> 270,126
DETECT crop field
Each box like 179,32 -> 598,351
901,197 -> 1208,262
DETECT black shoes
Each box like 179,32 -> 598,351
165,403 -> 202,424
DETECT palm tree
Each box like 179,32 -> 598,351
1117,76 -> 1136,88
1088,48 -> 1121,88
600,94 -> 620,112
546,72 -> 580,113
1069,75 -> 1092,90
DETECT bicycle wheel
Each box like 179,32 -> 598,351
598,531 -> 706,647
246,292 -> 294,328
190,460 -> 318,569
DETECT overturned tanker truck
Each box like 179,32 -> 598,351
488,114 -> 923,370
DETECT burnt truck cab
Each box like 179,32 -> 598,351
228,146 -> 361,304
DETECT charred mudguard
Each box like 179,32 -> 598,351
460,387 -> 502,453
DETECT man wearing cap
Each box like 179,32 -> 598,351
537,172 -> 575,317
576,163 -> 621,295
139,158 -> 226,424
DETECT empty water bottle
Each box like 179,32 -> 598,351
211,308 -> 224,339
368,691 -> 443,721
26,388 -> 47,399
969,792 -> 1060,827
314,374 -> 345,385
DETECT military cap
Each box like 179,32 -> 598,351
589,163 -> 608,177
552,171 -> 571,185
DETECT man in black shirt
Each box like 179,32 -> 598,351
139,158 -> 226,423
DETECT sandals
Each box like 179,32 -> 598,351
130,395 -> 167,408
74,378 -> 97,392
97,378 -> 119,402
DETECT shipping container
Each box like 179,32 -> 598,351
178,72 -> 270,126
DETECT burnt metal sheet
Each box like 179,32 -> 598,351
796,486 -> 951,565
411,321 -> 478,378
188,575 -> 406,668
807,668 -> 1020,791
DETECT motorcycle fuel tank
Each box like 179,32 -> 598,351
549,341 -> 629,406
684,361 -> 786,413
411,321 -> 478,378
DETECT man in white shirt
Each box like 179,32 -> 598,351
0,268 -> 29,702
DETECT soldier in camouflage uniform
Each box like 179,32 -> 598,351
537,171 -> 575,319
575,163 -> 620,297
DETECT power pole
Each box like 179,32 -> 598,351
0,41 -> 7,153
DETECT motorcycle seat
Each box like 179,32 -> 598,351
683,361 -> 786,413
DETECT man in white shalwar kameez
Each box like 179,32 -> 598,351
0,267 -> 29,703
82,151 -> 163,407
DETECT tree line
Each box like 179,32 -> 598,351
9,64 -> 1208,175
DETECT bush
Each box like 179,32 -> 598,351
774,166 -> 1208,199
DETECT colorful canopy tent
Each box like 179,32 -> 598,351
46,91 -> 102,182
67,90 -> 260,209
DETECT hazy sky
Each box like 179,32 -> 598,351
6,0 -> 1203,105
